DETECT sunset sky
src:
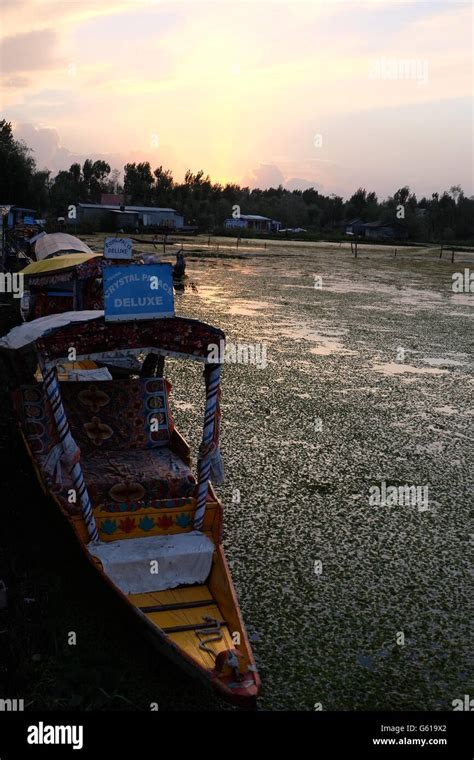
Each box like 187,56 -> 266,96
1,0 -> 472,199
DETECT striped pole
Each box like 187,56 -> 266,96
39,358 -> 99,542
194,363 -> 222,531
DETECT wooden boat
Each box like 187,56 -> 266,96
20,253 -> 103,321
20,245 -> 187,321
0,311 -> 260,708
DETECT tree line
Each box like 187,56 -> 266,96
1,119 -> 473,241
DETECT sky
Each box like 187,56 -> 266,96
0,0 -> 472,199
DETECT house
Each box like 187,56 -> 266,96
75,204 -> 184,231
100,193 -> 125,206
339,218 -> 365,236
361,221 -> 408,240
0,205 -> 39,229
224,214 -> 282,232
340,218 -> 408,240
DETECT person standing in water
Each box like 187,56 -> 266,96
173,248 -> 186,278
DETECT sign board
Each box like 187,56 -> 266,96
104,237 -> 132,260
103,263 -> 174,321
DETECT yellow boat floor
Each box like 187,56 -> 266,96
128,585 -> 234,669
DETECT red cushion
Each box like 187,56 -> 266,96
80,447 -> 195,504
60,378 -> 173,454
14,385 -> 60,456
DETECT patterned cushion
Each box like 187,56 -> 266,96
42,459 -> 195,519
80,448 -> 196,504
14,385 -> 60,457
17,379 -> 195,519
61,378 -> 173,454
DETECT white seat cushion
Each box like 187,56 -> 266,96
87,531 -> 214,594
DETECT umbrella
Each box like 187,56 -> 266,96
34,233 -> 93,262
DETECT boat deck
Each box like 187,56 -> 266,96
129,584 -> 234,668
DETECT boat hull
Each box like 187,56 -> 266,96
18,427 -> 260,708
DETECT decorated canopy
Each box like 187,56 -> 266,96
22,253 -> 100,280
1,311 -> 225,534
35,313 -> 225,368
0,311 -> 104,351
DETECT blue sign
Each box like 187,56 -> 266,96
103,263 -> 175,321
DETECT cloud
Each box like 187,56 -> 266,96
14,123 -> 61,166
2,2 -> 472,198
0,29 -> 61,73
286,177 -> 322,192
0,0 -> 146,36
10,122 -> 184,184
246,164 -> 286,189
13,122 -> 111,173
243,164 -> 325,193
2,75 -> 31,88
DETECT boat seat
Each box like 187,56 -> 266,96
60,378 -> 196,505
80,447 -> 195,504
87,531 -> 215,594
14,381 -> 196,516
60,378 -> 174,451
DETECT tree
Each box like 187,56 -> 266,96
393,186 -> 410,207
0,119 -> 40,207
347,187 -> 367,217
153,166 -> 173,205
82,159 -> 111,202
49,169 -> 78,215
107,168 -> 121,193
449,185 -> 463,204
124,162 -> 154,204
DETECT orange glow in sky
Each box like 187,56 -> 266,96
0,0 -> 472,197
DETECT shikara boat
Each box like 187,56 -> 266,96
20,242 -> 187,321
20,252 -> 103,321
0,311 -> 260,707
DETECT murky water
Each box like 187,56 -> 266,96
165,244 -> 473,710
2,240 -> 472,711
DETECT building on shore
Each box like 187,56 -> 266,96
361,221 -> 408,240
75,203 -> 184,231
0,205 -> 39,229
100,193 -> 125,206
342,218 -> 366,236
340,218 -> 408,240
224,214 -> 282,233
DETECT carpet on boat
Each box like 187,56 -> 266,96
86,531 -> 214,594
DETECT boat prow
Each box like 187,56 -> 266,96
86,532 -> 260,708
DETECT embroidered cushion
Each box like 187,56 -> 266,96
80,447 -> 196,505
61,378 -> 173,454
14,385 -> 60,457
